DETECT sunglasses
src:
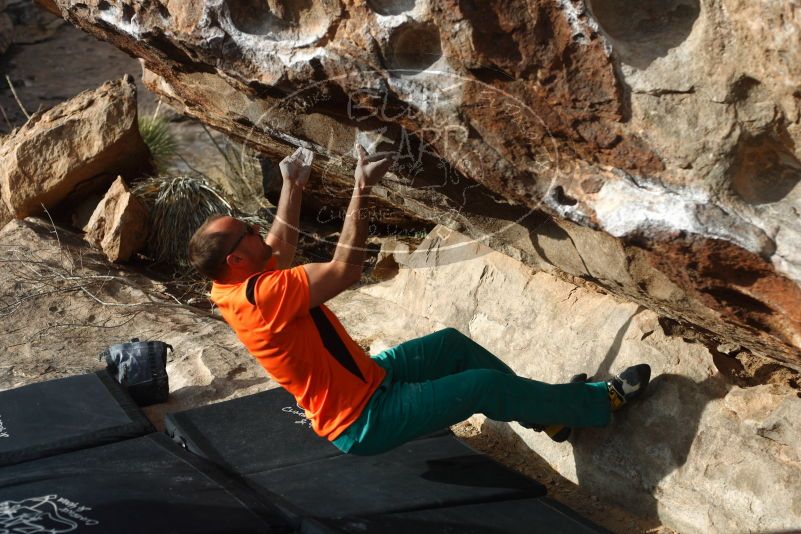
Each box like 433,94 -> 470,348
225,221 -> 258,257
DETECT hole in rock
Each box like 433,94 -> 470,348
225,0 -> 332,41
711,350 -> 746,379
387,22 -> 442,74
551,186 -> 578,206
156,2 -> 170,19
120,3 -> 134,22
729,75 -> 761,102
712,347 -> 801,389
701,287 -> 773,315
587,0 -> 700,69
367,0 -> 416,16
731,134 -> 801,205
700,287 -> 776,332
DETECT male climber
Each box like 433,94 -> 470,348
188,144 -> 651,456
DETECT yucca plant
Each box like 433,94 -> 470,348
133,174 -> 233,266
133,174 -> 271,268
197,123 -> 267,212
138,112 -> 177,172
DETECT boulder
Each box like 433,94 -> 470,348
83,176 -> 148,262
48,0 -> 801,368
355,226 -> 801,533
0,190 -> 11,230
0,76 -> 152,219
71,192 -> 103,230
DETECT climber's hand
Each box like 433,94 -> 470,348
354,143 -> 394,191
279,147 -> 314,188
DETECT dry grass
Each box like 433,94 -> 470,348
0,216 -> 204,350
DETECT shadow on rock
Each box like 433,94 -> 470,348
594,306 -> 645,378
571,373 -> 729,523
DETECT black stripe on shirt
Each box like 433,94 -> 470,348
245,274 -> 260,305
310,306 -> 366,382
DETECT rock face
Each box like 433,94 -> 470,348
84,176 -> 149,262
355,226 -> 801,533
47,0 -> 801,368
0,76 -> 152,219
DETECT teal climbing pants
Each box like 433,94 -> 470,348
332,328 -> 611,456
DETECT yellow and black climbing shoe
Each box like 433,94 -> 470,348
607,364 -> 651,412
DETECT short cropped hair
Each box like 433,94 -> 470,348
188,214 -> 232,280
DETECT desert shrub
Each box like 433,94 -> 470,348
133,174 -> 234,266
133,174 -> 270,269
138,113 -> 177,172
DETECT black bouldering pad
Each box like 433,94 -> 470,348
0,372 -> 153,467
300,497 -> 609,533
0,433 -> 294,533
165,387 -> 340,473
247,434 -> 546,519
165,388 -> 544,519
164,387 -> 451,474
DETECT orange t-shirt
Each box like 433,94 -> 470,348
210,263 -> 386,441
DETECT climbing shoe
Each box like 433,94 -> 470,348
607,363 -> 651,411
522,372 -> 589,442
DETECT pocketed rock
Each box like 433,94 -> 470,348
83,176 -> 148,262
0,76 -> 152,219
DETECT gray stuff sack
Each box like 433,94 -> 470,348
102,338 -> 172,406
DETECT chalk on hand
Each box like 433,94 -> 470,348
289,146 -> 314,166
